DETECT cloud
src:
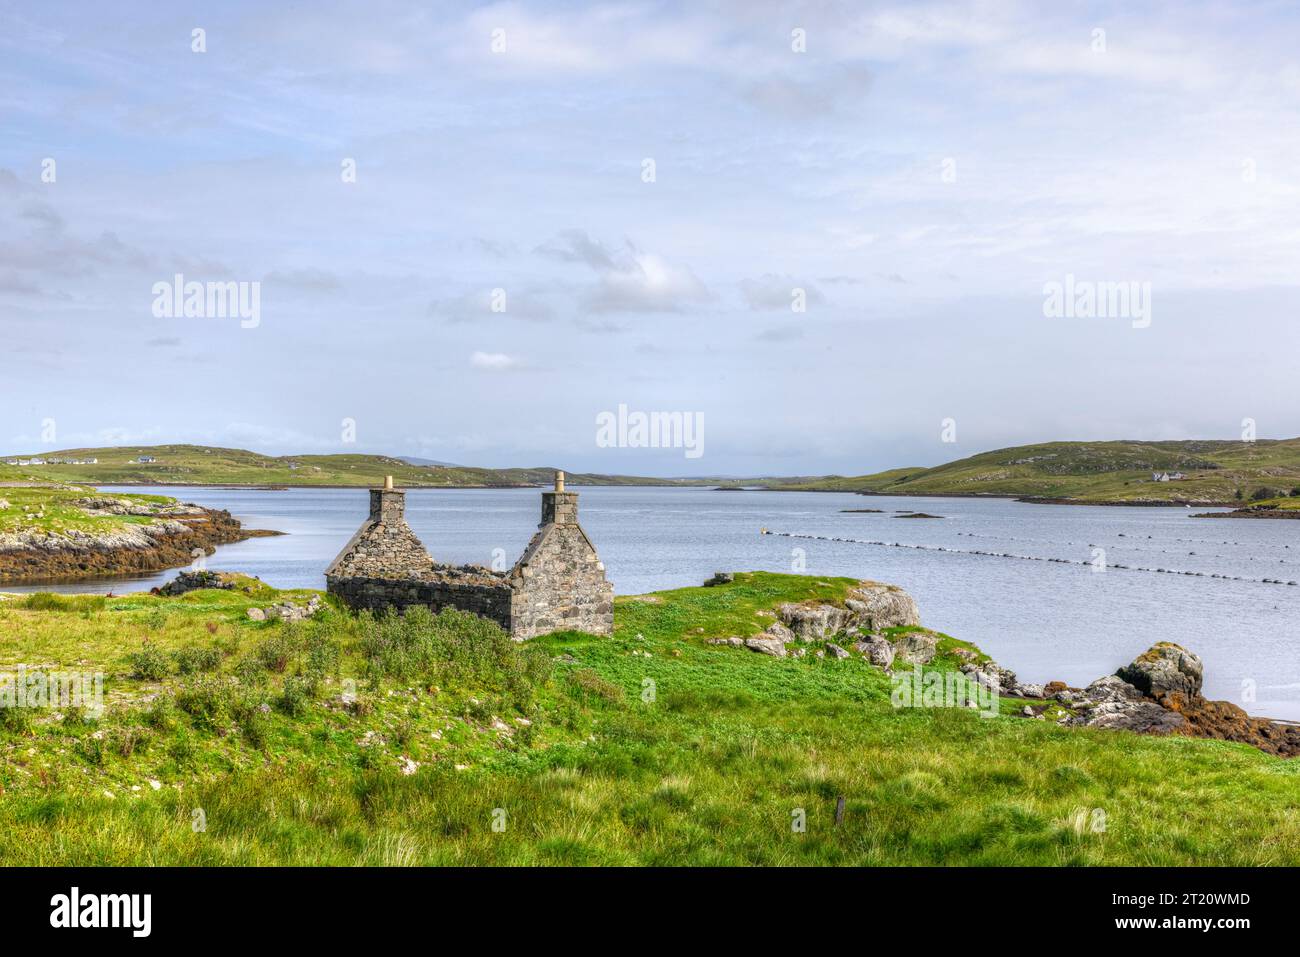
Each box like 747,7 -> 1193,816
535,230 -> 711,314
742,65 -> 874,117
262,268 -> 344,292
470,350 -> 521,371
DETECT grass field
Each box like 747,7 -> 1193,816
3,572 -> 1299,865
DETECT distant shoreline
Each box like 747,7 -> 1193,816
96,481 -> 1257,513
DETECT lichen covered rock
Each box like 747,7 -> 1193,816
1115,642 -> 1203,701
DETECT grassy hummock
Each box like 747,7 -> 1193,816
1,571 -> 1298,866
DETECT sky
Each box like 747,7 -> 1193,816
1,0 -> 1298,476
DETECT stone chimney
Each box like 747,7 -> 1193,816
369,475 -> 405,524
540,469 -> 578,525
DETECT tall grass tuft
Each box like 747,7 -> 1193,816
358,607 -> 551,710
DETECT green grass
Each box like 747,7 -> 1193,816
2,571 -> 1299,865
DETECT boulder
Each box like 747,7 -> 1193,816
852,635 -> 895,670
1115,642 -> 1202,701
891,632 -> 938,665
246,607 -> 266,621
745,636 -> 787,658
764,621 -> 796,643
703,572 -> 734,587
706,636 -> 745,648
825,642 -> 850,660
843,582 -> 921,631
777,603 -> 849,641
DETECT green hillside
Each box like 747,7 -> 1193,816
0,445 -> 717,489
776,439 -> 1300,505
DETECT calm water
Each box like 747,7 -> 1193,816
10,486 -> 1300,717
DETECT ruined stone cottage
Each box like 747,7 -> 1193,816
325,472 -> 614,640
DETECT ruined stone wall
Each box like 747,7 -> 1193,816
509,522 -> 614,640
326,569 -> 513,631
327,479 -> 613,641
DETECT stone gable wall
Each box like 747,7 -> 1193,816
509,523 -> 614,639
325,488 -> 433,580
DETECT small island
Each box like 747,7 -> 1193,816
0,486 -> 276,583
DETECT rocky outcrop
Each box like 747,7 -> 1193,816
777,602 -> 850,641
843,582 -> 921,632
1050,643 -> 1300,756
0,501 -> 270,584
710,582 -> 924,663
1065,676 -> 1187,734
774,581 -> 920,642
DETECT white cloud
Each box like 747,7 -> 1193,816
536,230 -> 711,314
470,350 -> 521,371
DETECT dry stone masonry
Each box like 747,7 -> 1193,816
326,472 -> 614,640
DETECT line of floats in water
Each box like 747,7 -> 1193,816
760,529 -> 1299,587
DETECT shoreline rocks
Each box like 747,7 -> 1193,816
1048,643 -> 1300,756
0,502 -> 272,585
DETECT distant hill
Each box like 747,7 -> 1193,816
6,440 -> 1299,505
0,445 -> 731,489
397,455 -> 463,467
772,439 -> 1300,505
